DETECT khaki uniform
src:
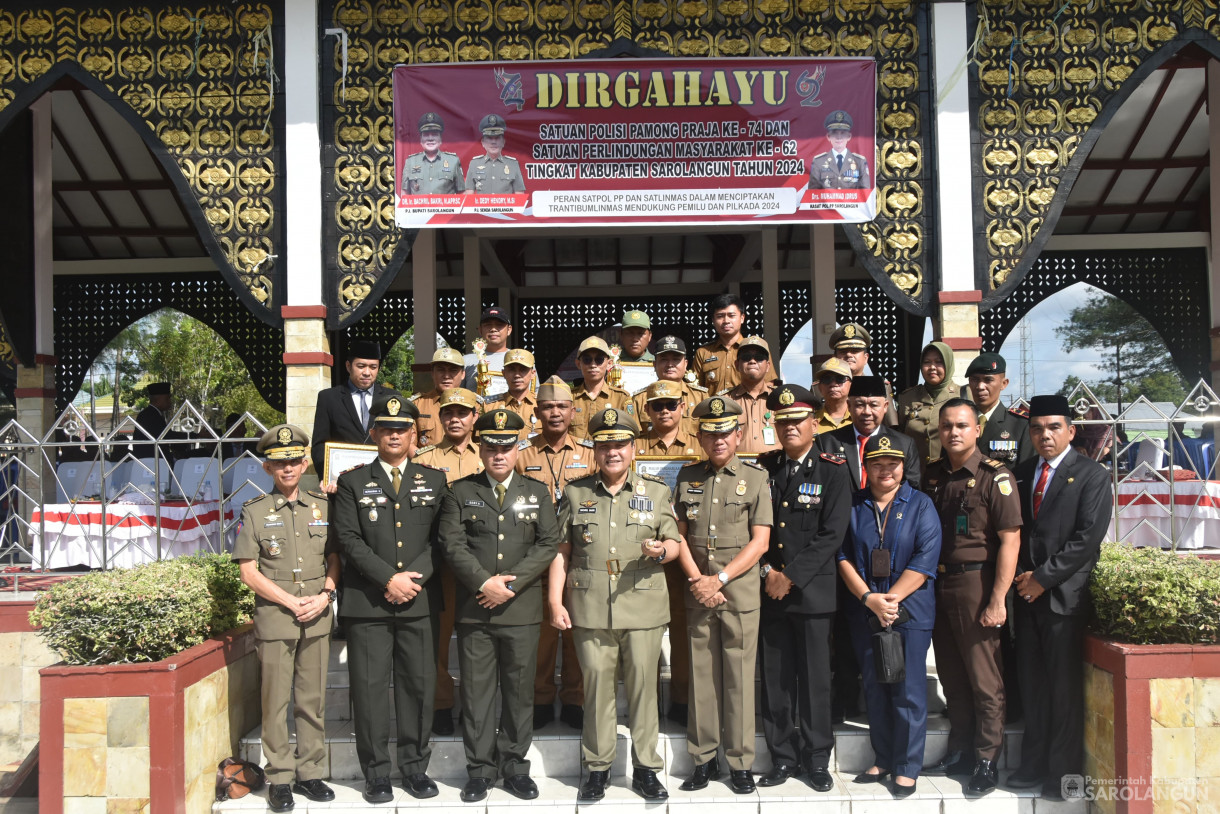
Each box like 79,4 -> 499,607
410,390 -> 484,449
815,405 -> 852,435
401,151 -> 463,195
923,449 -> 1022,762
516,434 -> 596,708
487,391 -> 539,438
634,428 -> 703,458
414,438 -> 483,711
632,380 -> 706,437
675,456 -> 773,771
692,338 -> 742,392
465,154 -> 526,193
559,471 -> 680,771
808,150 -> 871,190
897,382 -> 962,462
233,489 -> 335,784
570,383 -> 632,441
726,383 -> 780,454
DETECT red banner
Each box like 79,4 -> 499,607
393,58 -> 876,228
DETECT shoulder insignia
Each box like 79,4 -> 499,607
680,460 -> 704,468
631,385 -> 649,396
759,449 -> 782,464
981,458 -> 1004,470
742,459 -> 766,471
927,456 -> 942,466
485,394 -> 505,404
578,438 -> 595,448
518,472 -> 547,486
819,453 -> 846,465
1008,404 -> 1030,420
639,472 -> 666,483
517,438 -> 531,450
343,462 -> 368,471
242,492 -> 267,506
414,444 -> 437,454
415,461 -> 443,472
408,393 -> 421,401
475,394 -> 486,405
716,387 -> 731,396
307,489 -> 327,500
690,383 -> 708,393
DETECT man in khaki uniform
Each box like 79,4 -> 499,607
723,336 -> 780,454
414,387 -> 483,736
570,336 -> 632,440
631,335 -> 706,438
692,294 -> 746,391
675,396 -> 773,794
831,323 -> 899,426
465,114 -> 526,193
516,376 -> 592,730
234,425 -> 340,811
813,358 -> 853,435
411,348 -> 475,449
486,348 -> 538,437
400,112 -> 463,195
549,407 -> 681,802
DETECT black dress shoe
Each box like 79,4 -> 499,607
402,773 -> 439,799
1005,769 -> 1045,789
363,777 -> 394,804
432,709 -> 455,736
560,704 -> 584,729
729,770 -> 756,794
967,759 -> 998,794
460,777 -> 493,803
578,769 -> 609,801
504,774 -> 539,800
679,760 -> 721,791
631,768 -> 668,799
667,703 -> 688,727
852,769 -> 889,784
924,750 -> 972,776
758,763 -> 797,787
891,779 -> 917,799
806,767 -> 834,792
533,703 -> 555,728
268,784 -> 295,812
292,778 -> 334,802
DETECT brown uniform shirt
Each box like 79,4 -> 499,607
692,337 -> 743,392
632,379 -> 707,437
634,428 -> 704,459
922,449 -> 1022,566
815,405 -> 853,435
570,383 -> 632,440
725,382 -> 780,454
488,390 -> 539,438
515,433 -> 597,505
413,437 -> 483,484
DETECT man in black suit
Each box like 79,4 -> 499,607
310,340 -> 395,481
1008,395 -> 1112,800
757,385 -> 851,792
816,376 -> 921,490
332,393 -> 450,804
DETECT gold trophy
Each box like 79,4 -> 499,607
472,338 -> 491,396
608,343 -> 623,390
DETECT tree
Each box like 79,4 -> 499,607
1055,292 -> 1188,410
379,327 -> 416,394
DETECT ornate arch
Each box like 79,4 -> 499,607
0,4 -> 285,324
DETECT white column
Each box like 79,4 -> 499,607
1208,61 -> 1220,389
284,0 -> 323,307
414,230 -> 438,361
761,228 -> 781,376
464,234 -> 482,348
32,96 -> 52,356
931,0 -> 976,294
811,224 -> 836,360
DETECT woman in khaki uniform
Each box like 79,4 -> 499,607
549,407 -> 681,802
233,425 -> 340,812
898,341 -> 961,463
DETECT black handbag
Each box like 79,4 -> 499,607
872,624 -> 906,684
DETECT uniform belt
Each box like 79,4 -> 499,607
572,556 -> 657,575
261,565 -> 326,583
687,535 -> 746,551
937,562 -> 988,576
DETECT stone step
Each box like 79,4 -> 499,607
214,771 -> 1085,814
237,714 -> 1027,781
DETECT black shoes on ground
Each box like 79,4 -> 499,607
362,776 -> 394,804
758,763 -> 797,787
559,704 -> 584,729
806,767 -> 835,792
729,769 -> 755,794
503,774 -> 540,800
853,768 -> 889,784
402,772 -> 438,799
891,779 -> 917,798
679,759 -> 721,791
968,759 -> 998,794
533,703 -> 555,728
578,769 -> 609,801
267,784 -> 294,812
460,777 -> 494,802
632,768 -> 669,800
432,709 -> 455,736
923,750 -> 973,776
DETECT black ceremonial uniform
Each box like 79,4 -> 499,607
979,403 -> 1036,469
758,447 -> 851,776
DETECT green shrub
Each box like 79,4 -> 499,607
29,553 -> 254,665
1090,543 -> 1220,645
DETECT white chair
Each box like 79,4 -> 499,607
55,461 -> 102,503
170,457 -> 221,502
111,457 -> 171,501
1133,440 -> 1166,474
222,457 -> 272,500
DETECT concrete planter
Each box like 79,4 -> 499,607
0,599 -> 56,767
1083,634 -> 1220,814
39,624 -> 259,814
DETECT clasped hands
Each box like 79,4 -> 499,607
689,574 -> 726,608
289,592 -> 330,623
384,571 -> 422,605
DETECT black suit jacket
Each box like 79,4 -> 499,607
815,424 -> 922,490
310,383 -> 397,472
1014,449 -> 1112,616
333,459 -> 449,619
759,448 -> 852,615
980,402 -> 1037,469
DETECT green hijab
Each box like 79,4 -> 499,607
922,341 -> 954,399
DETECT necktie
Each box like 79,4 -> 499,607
391,466 -> 401,495
495,483 -> 507,507
857,435 -> 868,489
836,154 -> 844,173
979,413 -> 988,435
1033,461 -> 1051,518
359,389 -> 371,431
790,460 -> 800,478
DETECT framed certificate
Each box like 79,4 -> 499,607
634,455 -> 699,492
323,442 -> 379,485
617,361 -> 657,395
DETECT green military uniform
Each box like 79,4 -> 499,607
401,151 -> 463,194
232,426 -> 336,789
557,409 -> 681,776
465,154 -> 526,193
675,398 -> 774,775
898,341 -> 962,462
808,149 -> 871,189
979,402 -> 1036,468
438,409 -> 561,785
332,395 -> 450,784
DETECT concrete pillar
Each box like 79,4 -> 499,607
761,228 -> 781,377
810,224 -> 836,376
1208,61 -> 1220,391
280,0 -> 330,439
463,233 -> 481,349
414,230 -> 439,392
932,0 -> 982,373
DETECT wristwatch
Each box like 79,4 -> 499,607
760,564 -> 772,579
717,570 -> 729,585
325,589 -> 337,603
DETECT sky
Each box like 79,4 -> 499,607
777,282 -> 1119,398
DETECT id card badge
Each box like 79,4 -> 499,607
870,549 -> 891,579
955,514 -> 969,536
762,425 -> 776,446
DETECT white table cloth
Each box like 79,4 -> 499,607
32,500 -> 227,568
1109,480 -> 1220,550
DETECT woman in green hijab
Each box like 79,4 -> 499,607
897,341 -> 961,462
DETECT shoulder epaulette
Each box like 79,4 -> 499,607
518,471 -> 547,486
758,449 -> 782,464
680,459 -> 704,468
408,393 -> 421,401
517,438 -> 530,450
414,444 -> 437,455
414,461 -> 443,472
475,394 -> 486,405
242,492 -> 267,506
578,438 -> 595,448
689,383 -> 709,393
981,457 -> 1004,470
742,459 -> 766,471
819,453 -> 846,465
307,489 -> 327,500
926,456 -> 942,466
632,385 -> 649,397
1008,404 -> 1030,420
639,472 -> 666,483
716,387 -> 732,396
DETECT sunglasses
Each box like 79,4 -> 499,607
649,400 -> 681,412
739,351 -> 768,362
819,374 -> 850,385
579,354 -> 608,365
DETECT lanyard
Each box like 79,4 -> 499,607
544,446 -> 570,505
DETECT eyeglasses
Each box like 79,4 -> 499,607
819,375 -> 850,385
739,351 -> 768,362
649,400 -> 681,412
579,354 -> 607,365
